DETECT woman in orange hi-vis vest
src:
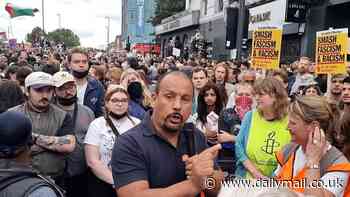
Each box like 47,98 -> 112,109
275,96 -> 350,197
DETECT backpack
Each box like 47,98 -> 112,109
0,170 -> 65,197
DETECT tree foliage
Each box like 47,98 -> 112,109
151,0 -> 186,25
47,28 -> 80,48
26,27 -> 80,48
25,26 -> 46,44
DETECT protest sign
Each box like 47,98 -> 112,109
315,28 -> 348,74
172,48 -> 181,57
251,28 -> 282,70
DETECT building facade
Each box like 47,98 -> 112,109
156,0 -> 350,61
121,0 -> 156,47
155,0 -> 237,60
302,0 -> 350,59
246,0 -> 305,64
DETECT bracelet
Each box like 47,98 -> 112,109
306,163 -> 320,169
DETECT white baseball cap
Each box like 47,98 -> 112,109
25,72 -> 54,89
52,71 -> 75,87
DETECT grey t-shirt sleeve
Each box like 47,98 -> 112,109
28,186 -> 58,197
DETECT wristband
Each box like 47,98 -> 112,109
307,162 -> 320,169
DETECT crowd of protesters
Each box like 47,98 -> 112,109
1,41 -> 350,197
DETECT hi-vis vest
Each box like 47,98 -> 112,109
245,111 -> 290,178
275,143 -> 350,196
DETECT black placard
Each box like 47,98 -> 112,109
285,0 -> 308,23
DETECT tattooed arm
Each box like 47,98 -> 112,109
33,133 -> 76,153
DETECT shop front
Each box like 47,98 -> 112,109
247,0 -> 304,64
155,10 -> 200,58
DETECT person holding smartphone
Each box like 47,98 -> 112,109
190,82 -> 224,145
275,96 -> 350,197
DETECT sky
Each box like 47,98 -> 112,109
0,0 -> 122,48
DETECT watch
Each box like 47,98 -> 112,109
307,163 -> 320,169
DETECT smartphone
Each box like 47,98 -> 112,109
206,112 -> 219,132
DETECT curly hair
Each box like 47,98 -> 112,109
197,82 -> 223,124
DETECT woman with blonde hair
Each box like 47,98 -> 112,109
235,77 -> 291,179
120,68 -> 154,119
275,96 -> 350,197
106,67 -> 123,85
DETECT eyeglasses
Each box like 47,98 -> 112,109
109,98 -> 128,104
244,80 -> 255,83
57,83 -> 76,92
332,79 -> 343,84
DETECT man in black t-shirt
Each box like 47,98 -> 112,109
111,71 -> 223,197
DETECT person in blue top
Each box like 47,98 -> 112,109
235,77 -> 291,179
68,47 -> 105,118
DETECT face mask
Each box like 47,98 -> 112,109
127,81 -> 143,100
72,70 -> 89,79
109,112 -> 127,120
235,96 -> 253,120
57,95 -> 77,106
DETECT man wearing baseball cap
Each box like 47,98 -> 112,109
53,71 -> 94,197
9,71 -> 76,183
0,111 -> 64,197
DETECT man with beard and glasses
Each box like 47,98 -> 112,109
288,56 -> 314,96
111,71 -> 223,197
68,47 -> 105,118
53,71 -> 95,197
9,71 -> 76,184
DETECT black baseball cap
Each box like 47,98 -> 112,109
0,111 -> 32,157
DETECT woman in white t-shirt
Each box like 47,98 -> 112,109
84,86 -> 140,197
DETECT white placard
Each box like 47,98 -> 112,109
172,48 -> 181,57
248,0 -> 287,31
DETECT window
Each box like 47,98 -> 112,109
218,0 -> 224,12
229,0 -> 237,4
202,0 -> 208,15
129,10 -> 136,22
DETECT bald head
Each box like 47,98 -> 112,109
152,71 -> 194,134
155,71 -> 194,94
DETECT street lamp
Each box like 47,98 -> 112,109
105,16 -> 110,53
42,0 -> 45,32
57,13 -> 61,29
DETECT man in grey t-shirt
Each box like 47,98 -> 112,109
53,71 -> 95,197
